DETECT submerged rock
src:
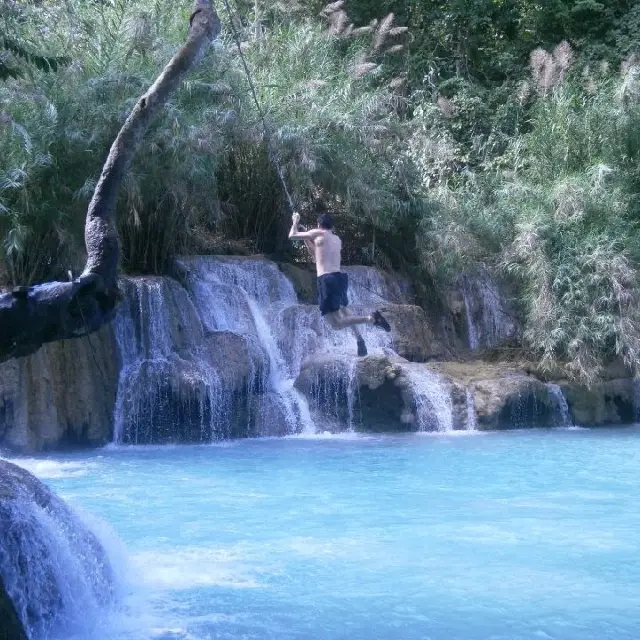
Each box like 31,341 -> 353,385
0,460 -> 113,639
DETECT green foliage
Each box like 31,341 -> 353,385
420,60 -> 640,383
2,0 -> 640,381
0,0 -> 415,280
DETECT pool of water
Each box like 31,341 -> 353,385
6,427 -> 640,640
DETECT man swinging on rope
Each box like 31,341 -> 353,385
289,211 -> 391,357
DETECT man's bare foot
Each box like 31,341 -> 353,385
357,337 -> 368,357
372,310 -> 391,332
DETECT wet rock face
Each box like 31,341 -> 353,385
379,304 -> 448,362
0,460 -> 113,639
0,324 -> 118,451
0,573 -> 27,640
431,362 -> 566,430
295,354 -> 418,432
562,379 -> 635,426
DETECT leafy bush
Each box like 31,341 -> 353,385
418,53 -> 640,383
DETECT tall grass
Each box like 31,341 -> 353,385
0,0 -> 416,281
417,54 -> 640,383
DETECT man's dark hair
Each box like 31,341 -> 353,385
317,213 -> 334,230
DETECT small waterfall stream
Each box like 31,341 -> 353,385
175,257 -> 314,435
460,273 -> 517,351
547,383 -> 573,427
465,388 -> 478,431
113,278 -> 229,444
405,366 -> 454,432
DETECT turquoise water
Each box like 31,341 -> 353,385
7,428 -> 640,640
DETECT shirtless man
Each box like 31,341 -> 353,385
288,211 -> 391,357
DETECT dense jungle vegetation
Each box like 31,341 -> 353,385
1,0 -> 640,382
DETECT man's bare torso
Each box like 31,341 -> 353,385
313,230 -> 342,277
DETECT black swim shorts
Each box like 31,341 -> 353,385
317,271 -> 349,316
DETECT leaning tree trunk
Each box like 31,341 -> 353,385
0,0 -> 221,363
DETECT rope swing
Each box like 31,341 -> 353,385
220,0 -> 297,214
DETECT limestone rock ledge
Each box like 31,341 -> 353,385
295,353 -> 453,432
0,325 -> 118,451
295,356 -> 638,433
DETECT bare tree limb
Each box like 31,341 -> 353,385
0,0 -> 221,364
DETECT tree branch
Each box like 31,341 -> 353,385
0,0 -> 221,364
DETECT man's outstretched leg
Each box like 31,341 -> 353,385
324,307 -> 391,356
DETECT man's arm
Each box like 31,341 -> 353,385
288,213 -> 320,240
289,212 -> 319,261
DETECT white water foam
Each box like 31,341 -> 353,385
0,458 -> 98,479
466,388 -> 478,431
406,366 -> 454,432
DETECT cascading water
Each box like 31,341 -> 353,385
0,460 -> 114,639
175,257 -> 314,435
405,365 -> 454,432
547,383 -> 573,427
460,273 -> 517,351
110,257 -> 460,439
465,388 -> 478,431
113,277 -> 230,444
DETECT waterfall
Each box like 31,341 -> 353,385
460,273 -> 517,351
405,366 -> 454,432
113,278 -> 229,444
175,257 -> 314,435
109,258 -> 455,439
465,388 -> 478,431
342,266 -> 407,305
547,383 -> 573,427
0,460 -> 114,639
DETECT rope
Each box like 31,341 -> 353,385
220,0 -> 297,214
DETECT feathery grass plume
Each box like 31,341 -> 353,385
517,80 -> 530,105
321,1 -> 344,15
385,44 -> 404,55
372,13 -> 394,53
618,54 -> 640,106
341,24 -> 354,39
529,47 -> 555,95
327,9 -> 348,36
621,53 -> 640,76
388,76 -> 407,90
350,26 -> 374,37
351,61 -> 378,78
552,41 -> 573,83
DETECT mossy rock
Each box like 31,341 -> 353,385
278,263 -> 317,304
